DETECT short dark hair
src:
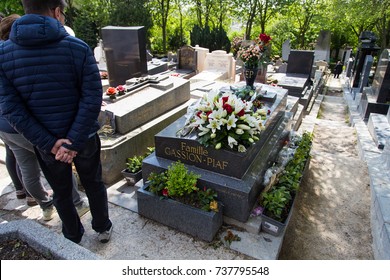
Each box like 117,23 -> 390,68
22,0 -> 67,14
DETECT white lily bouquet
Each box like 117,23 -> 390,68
178,87 -> 271,152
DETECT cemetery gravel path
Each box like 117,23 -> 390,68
278,83 -> 374,260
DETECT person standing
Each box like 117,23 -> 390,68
334,61 -> 343,78
0,0 -> 112,244
0,13 -> 89,220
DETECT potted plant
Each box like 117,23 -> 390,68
260,132 -> 312,236
121,147 -> 155,185
137,161 -> 222,242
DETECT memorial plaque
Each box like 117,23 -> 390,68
101,26 -> 148,87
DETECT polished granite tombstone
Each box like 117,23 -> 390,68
99,75 -> 192,185
141,84 -> 291,222
101,26 -> 148,87
358,49 -> 390,120
269,50 -> 314,97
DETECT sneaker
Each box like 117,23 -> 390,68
42,206 -> 55,221
76,199 -> 90,217
26,196 -> 38,207
16,190 -> 26,199
98,225 -> 113,243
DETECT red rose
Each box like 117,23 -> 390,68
259,33 -> 271,44
162,188 -> 169,197
222,96 -> 229,104
237,109 -> 245,117
223,103 -> 233,114
106,87 -> 117,96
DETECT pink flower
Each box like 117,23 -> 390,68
116,85 -> 125,92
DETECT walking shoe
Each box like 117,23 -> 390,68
42,206 -> 56,221
76,199 -> 90,217
26,196 -> 38,207
98,225 -> 113,243
16,190 -> 26,199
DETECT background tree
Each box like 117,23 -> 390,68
0,0 -> 24,16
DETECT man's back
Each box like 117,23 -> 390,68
0,14 -> 102,153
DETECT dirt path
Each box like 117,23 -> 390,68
278,85 -> 374,260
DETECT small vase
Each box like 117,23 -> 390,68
109,95 -> 116,100
118,90 -> 125,96
243,67 -> 258,89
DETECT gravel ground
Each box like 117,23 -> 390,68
279,87 -> 374,259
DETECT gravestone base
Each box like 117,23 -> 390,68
100,100 -> 195,185
358,92 -> 390,121
141,110 -> 292,222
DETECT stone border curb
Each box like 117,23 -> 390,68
0,220 -> 101,260
343,82 -> 390,260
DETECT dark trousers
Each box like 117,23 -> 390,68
35,134 -> 111,243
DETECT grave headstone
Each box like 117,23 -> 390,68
358,49 -> 390,120
346,58 -> 354,78
286,50 -> 315,75
343,48 -> 352,67
282,40 -> 291,61
194,45 -> 209,73
314,30 -> 331,62
101,26 -> 148,87
358,55 -> 373,94
190,50 -> 235,82
94,39 -> 106,70
372,49 -> 390,103
352,31 -> 380,88
178,45 -> 197,71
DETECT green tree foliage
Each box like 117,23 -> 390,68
190,24 -> 230,52
0,0 -> 24,16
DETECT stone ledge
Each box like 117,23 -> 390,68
0,220 -> 100,260
344,84 -> 390,260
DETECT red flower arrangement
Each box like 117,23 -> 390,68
106,87 -> 117,99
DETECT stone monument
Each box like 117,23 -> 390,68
358,49 -> 390,121
140,83 -> 291,222
101,26 -> 148,87
314,30 -> 331,62
352,31 -> 380,88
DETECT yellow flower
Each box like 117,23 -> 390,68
210,200 -> 218,212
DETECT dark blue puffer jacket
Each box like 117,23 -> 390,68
0,14 -> 102,153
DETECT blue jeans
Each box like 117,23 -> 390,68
34,134 -> 112,243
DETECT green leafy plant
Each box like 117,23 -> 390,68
262,186 -> 292,221
261,132 -> 312,222
125,147 -> 155,173
147,161 -> 219,212
165,161 -> 199,197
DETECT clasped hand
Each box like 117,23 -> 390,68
51,139 -> 77,164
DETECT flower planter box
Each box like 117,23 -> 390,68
261,197 -> 296,236
121,169 -> 142,186
260,156 -> 311,236
137,184 -> 223,242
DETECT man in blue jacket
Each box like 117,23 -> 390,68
0,0 -> 113,244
